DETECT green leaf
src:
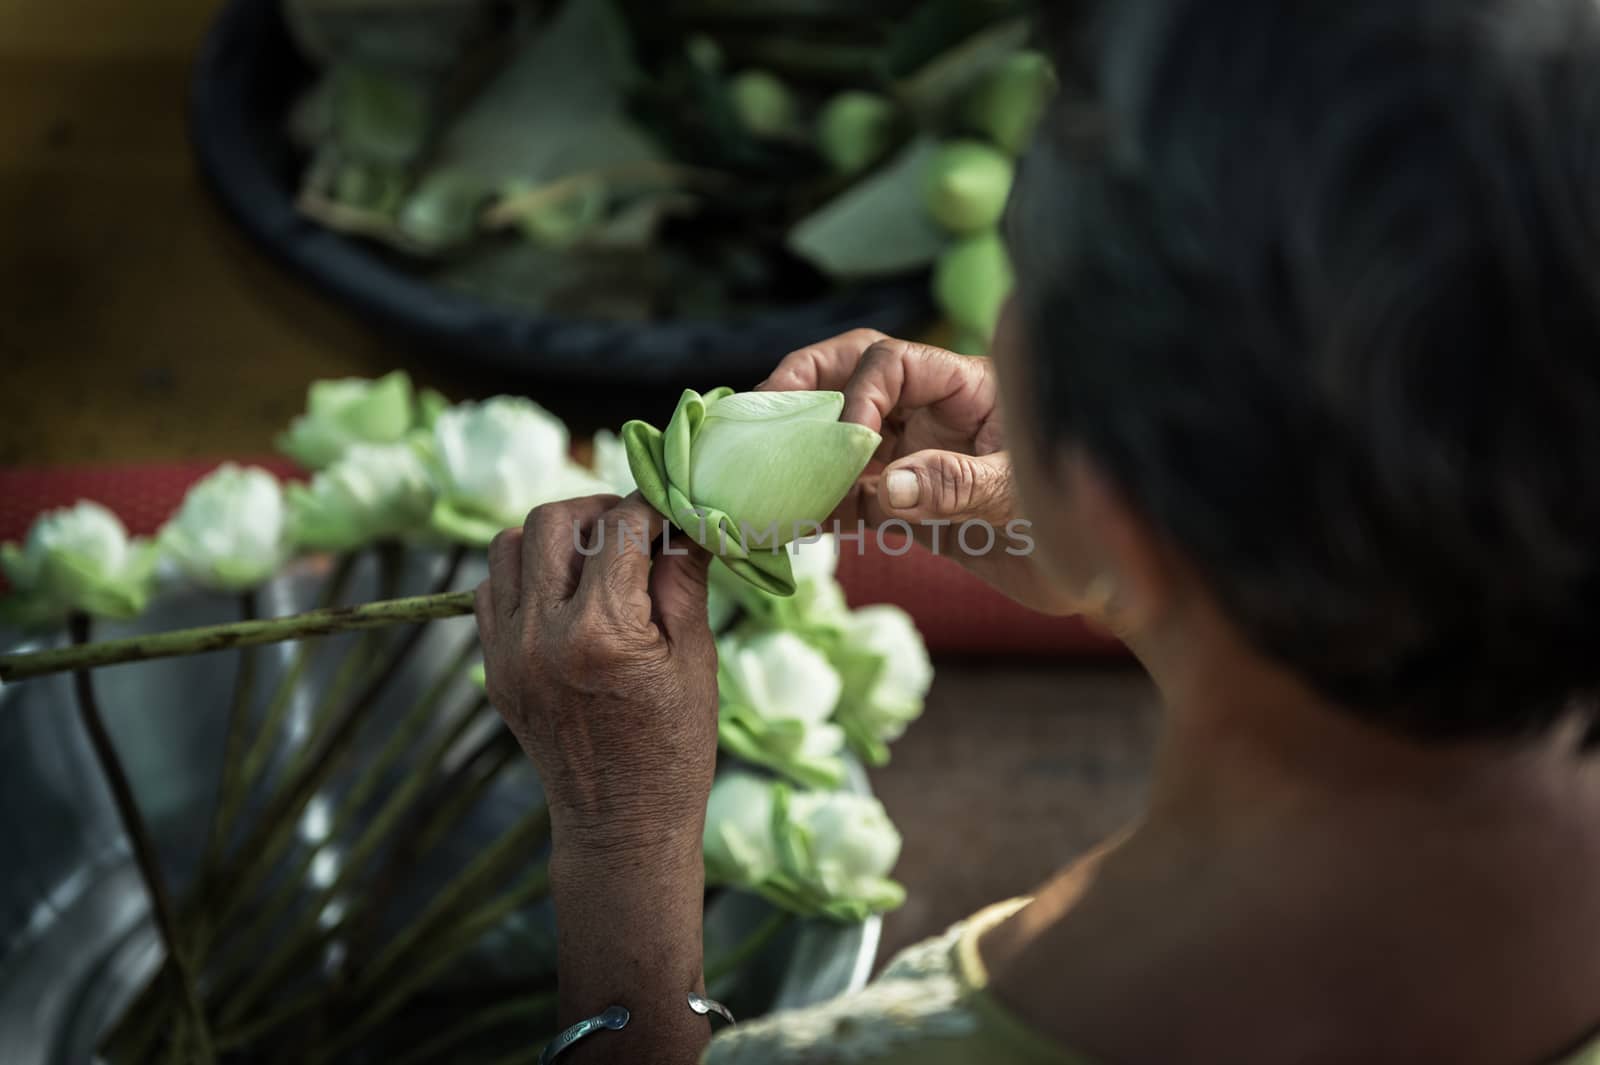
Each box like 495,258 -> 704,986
787,136 -> 949,280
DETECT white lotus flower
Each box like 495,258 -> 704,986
288,442 -> 436,550
277,371 -> 424,470
159,465 -> 293,591
788,788 -> 905,912
702,770 -> 781,884
831,605 -> 934,766
702,771 -> 905,922
0,501 -> 158,626
427,397 -> 608,545
716,630 -> 846,789
589,429 -> 637,495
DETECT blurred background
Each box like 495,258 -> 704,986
0,0 -> 1157,963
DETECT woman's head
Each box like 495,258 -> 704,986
995,0 -> 1600,744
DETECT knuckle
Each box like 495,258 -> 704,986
927,452 -> 979,515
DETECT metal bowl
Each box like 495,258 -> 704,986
0,552 -> 878,1063
187,0 -> 933,388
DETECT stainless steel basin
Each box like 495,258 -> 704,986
0,551 -> 877,1063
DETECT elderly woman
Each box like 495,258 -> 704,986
474,0 -> 1600,1062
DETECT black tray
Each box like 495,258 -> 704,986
187,0 -> 933,389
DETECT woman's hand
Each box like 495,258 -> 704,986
474,493 -> 718,853
475,494 -> 718,1064
761,328 -> 1075,614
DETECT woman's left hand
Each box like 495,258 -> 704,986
474,493 -> 719,858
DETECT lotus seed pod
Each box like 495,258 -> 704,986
817,91 -> 900,175
923,140 -> 1015,235
963,50 -> 1056,155
934,230 -> 1014,338
730,70 -> 797,138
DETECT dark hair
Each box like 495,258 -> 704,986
1009,0 -> 1600,745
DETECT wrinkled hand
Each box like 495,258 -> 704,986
474,495 -> 719,857
760,327 -> 1074,614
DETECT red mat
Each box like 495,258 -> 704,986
0,461 -> 1123,659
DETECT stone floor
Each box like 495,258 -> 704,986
0,0 -> 1167,963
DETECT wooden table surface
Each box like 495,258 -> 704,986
0,0 -> 1158,965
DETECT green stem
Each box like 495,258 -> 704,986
706,909 -> 795,985
69,616 -> 215,1065
205,547 -> 466,932
0,590 -> 475,683
388,990 -> 558,1065
195,590 -> 261,894
212,553 -> 358,842
214,672 -> 486,1024
310,867 -> 553,1065
358,808 -> 552,996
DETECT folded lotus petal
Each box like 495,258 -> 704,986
623,387 -> 879,597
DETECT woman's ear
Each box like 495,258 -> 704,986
1054,451 -> 1177,641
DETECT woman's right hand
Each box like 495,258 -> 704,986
759,328 -> 1076,615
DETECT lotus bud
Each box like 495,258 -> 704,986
730,70 -> 797,138
934,229 -> 1014,339
686,33 -> 724,73
963,50 -> 1056,155
621,389 -> 881,596
288,442 -> 436,551
503,176 -> 608,249
703,771 -> 905,921
396,169 -> 488,252
716,630 -> 847,789
1,502 -> 158,627
277,371 -> 421,470
923,140 -> 1014,235
817,91 -> 899,175
159,465 -> 293,592
829,605 -> 934,766
427,396 -> 608,546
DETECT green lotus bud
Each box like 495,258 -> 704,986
396,170 -> 488,252
716,629 -> 847,789
0,502 -> 158,627
277,371 -> 419,470
703,771 -> 906,922
963,50 -> 1056,156
923,140 -> 1014,235
622,389 -> 881,597
817,91 -> 899,175
730,70 -> 797,138
934,229 -> 1014,337
288,442 -> 436,551
503,177 -> 608,249
159,464 -> 293,592
687,33 -> 724,73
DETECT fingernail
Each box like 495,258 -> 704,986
885,469 -> 920,510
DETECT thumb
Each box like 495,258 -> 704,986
866,450 -> 1017,529
650,535 -> 714,644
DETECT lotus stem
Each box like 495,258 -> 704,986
195,591 -> 261,892
212,552 -> 359,840
69,615 -> 215,1065
310,867 -> 553,1065
215,670 -> 486,1024
706,909 -> 794,985
0,590 -> 476,684
388,990 -> 559,1065
357,808 -> 552,996
205,549 -> 467,931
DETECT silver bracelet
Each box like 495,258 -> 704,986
538,995 -> 735,1063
